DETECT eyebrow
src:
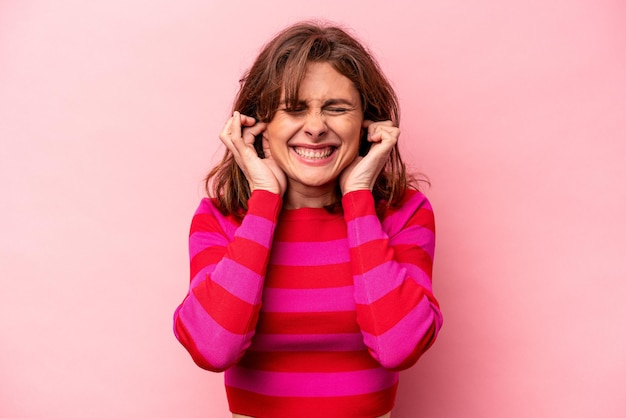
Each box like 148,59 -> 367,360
278,98 -> 358,107
323,99 -> 357,107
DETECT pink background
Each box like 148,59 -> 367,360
1,0 -> 625,417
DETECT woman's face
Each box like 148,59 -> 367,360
264,61 -> 363,196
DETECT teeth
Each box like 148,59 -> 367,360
293,147 -> 334,159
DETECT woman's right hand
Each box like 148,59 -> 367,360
219,111 -> 287,196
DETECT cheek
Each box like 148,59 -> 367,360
336,126 -> 361,164
333,121 -> 363,148
266,118 -> 300,143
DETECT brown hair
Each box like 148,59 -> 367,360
206,21 -> 419,217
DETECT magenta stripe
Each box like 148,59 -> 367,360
251,333 -> 365,352
346,215 -> 388,246
361,297 -> 437,368
189,231 -> 228,258
225,366 -> 398,397
388,225 -> 435,259
235,214 -> 275,248
270,240 -> 349,266
210,258 -> 264,304
194,198 -> 214,214
381,193 -> 429,231
262,286 -> 355,312
401,263 -> 433,291
353,261 -> 404,304
190,265 -> 215,288
177,294 -> 254,369
219,217 -> 238,237
195,199 -> 239,236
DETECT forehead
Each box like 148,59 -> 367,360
286,62 -> 360,102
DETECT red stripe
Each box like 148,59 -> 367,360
356,280 -> 424,336
342,191 -> 376,220
189,212 -> 227,235
226,384 -> 397,418
405,206 -> 435,233
189,246 -> 226,279
393,244 -> 433,276
237,350 -> 381,372
246,190 -> 282,220
257,311 -> 359,334
350,239 -> 394,274
265,263 -> 352,289
275,216 -> 347,242
225,236 -> 270,276
193,280 -> 260,334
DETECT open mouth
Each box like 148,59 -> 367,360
292,146 -> 336,160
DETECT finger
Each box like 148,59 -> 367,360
220,115 -> 234,137
368,125 -> 385,142
371,126 -> 399,143
219,115 -> 237,148
364,120 -> 395,140
242,122 -> 267,145
219,114 -> 252,164
364,119 -> 393,129
230,111 -> 243,140
238,112 -> 257,127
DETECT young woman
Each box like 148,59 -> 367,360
173,21 -> 443,418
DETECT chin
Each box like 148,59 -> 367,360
292,175 -> 338,189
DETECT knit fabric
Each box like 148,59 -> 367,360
174,189 -> 443,418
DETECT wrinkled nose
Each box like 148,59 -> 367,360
304,110 -> 327,140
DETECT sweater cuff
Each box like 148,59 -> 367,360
342,190 -> 377,221
247,190 -> 283,222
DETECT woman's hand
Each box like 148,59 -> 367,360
339,120 -> 399,194
219,111 -> 287,196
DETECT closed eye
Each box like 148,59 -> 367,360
281,107 -> 306,114
323,99 -> 358,115
325,107 -> 349,114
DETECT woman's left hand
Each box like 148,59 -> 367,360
339,120 -> 399,194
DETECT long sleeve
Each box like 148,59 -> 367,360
173,190 -> 282,371
342,189 -> 443,370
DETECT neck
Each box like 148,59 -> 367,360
284,183 -> 339,209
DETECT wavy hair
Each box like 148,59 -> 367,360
206,21 -> 420,217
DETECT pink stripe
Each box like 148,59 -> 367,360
235,214 -> 275,248
388,225 -> 435,259
251,333 -> 365,352
220,218 -> 238,237
270,240 -> 349,266
262,286 -> 355,312
194,198 -> 214,214
190,265 -> 214,288
401,264 -> 434,291
177,294 -> 254,369
195,199 -> 238,235
210,258 -> 264,304
362,297 -> 439,368
353,261 -> 404,303
189,231 -> 228,258
381,193 -> 429,231
225,366 -> 398,397
346,215 -> 388,246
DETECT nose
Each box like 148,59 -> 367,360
303,110 -> 327,140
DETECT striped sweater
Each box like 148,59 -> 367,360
173,189 -> 443,418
